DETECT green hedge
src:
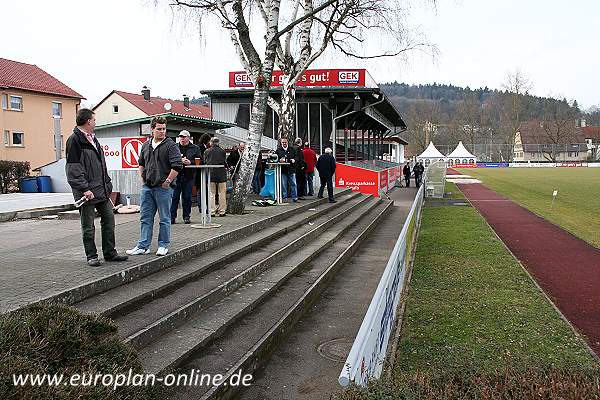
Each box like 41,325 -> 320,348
0,303 -> 159,400
0,160 -> 30,193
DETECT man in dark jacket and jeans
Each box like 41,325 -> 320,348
66,109 -> 128,267
127,116 -> 183,256
316,147 -> 337,203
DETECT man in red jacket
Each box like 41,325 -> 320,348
302,142 -> 318,196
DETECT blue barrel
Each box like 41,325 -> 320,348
19,177 -> 38,193
36,175 -> 53,193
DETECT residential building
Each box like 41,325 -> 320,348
513,120 -> 597,162
0,58 -> 83,169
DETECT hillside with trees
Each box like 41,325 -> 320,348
380,78 -> 599,159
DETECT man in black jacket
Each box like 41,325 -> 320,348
275,137 -> 298,202
293,138 -> 306,199
315,147 -> 336,203
66,109 -> 128,267
127,116 -> 183,257
403,162 -> 411,188
226,142 -> 245,182
170,130 -> 199,224
204,137 -> 228,216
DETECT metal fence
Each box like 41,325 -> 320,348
339,180 -> 425,387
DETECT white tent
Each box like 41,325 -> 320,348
416,141 -> 447,166
447,141 -> 477,165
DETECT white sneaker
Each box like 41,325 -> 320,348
126,246 -> 150,255
156,247 -> 169,256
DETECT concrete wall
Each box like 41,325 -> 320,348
1,89 -> 80,169
39,158 -> 71,193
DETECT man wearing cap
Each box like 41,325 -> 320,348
170,130 -> 199,224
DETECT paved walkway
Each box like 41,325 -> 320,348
0,193 -> 347,313
0,193 -> 73,213
457,182 -> 600,355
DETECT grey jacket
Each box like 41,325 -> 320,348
65,127 -> 112,204
139,137 -> 183,188
203,145 -> 228,183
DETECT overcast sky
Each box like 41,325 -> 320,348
2,0 -> 599,109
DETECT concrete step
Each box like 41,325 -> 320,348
113,194 -> 372,349
137,197 -> 386,376
43,189 -> 354,307
73,192 -> 361,318
170,199 -> 393,400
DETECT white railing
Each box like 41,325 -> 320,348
339,181 -> 425,387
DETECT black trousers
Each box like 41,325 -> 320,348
296,170 -> 306,197
318,175 -> 334,201
79,200 -> 117,260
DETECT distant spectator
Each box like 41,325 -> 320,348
226,142 -> 245,183
302,142 -> 317,196
204,137 -> 228,216
170,130 -> 199,224
413,161 -> 425,188
293,138 -> 306,199
316,147 -> 336,203
403,162 -> 411,187
195,133 -> 212,215
275,138 -> 299,203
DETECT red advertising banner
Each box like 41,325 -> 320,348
379,170 -> 388,190
335,163 -> 379,197
229,69 -> 366,88
121,137 -> 148,169
453,163 -> 476,168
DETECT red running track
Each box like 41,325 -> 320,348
456,182 -> 600,355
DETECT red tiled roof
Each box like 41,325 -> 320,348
581,126 -> 600,140
114,90 -> 211,119
517,120 -> 585,144
0,58 -> 83,99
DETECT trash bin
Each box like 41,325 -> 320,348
19,177 -> 38,193
36,175 -> 53,193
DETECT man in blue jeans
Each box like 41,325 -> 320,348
127,116 -> 183,256
170,130 -> 199,224
275,137 -> 298,202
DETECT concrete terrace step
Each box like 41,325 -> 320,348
137,197 -> 386,376
111,194 -> 371,348
171,200 -> 393,400
37,189 -> 353,308
73,192 -> 361,318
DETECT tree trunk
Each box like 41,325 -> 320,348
277,79 -> 296,139
227,84 -> 271,214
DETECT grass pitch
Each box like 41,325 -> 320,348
457,168 -> 600,248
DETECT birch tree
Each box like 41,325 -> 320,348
170,0 -> 434,214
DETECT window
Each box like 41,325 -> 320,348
1,94 -> 7,109
112,105 -> 119,113
12,131 -> 24,146
52,102 -> 62,117
10,96 -> 22,111
235,103 -> 250,130
3,130 -> 9,145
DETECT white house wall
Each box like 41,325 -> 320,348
94,93 -> 146,125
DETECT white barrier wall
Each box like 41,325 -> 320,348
339,183 -> 425,387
